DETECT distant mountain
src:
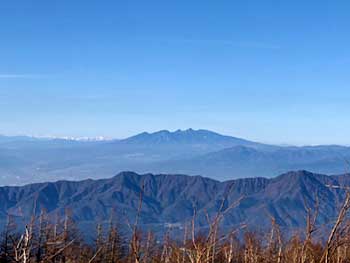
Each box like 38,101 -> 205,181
120,129 -> 265,148
0,171 -> 349,238
0,129 -> 271,185
0,129 -> 350,185
104,129 -> 272,161
0,135 -> 42,145
150,145 -> 350,180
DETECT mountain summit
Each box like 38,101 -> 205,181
122,129 -> 263,147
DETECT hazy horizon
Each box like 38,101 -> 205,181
1,128 -> 350,147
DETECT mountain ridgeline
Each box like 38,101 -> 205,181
1,170 -> 350,237
1,129 -> 350,185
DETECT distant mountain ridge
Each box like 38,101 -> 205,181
0,170 -> 349,237
121,129 -> 264,147
154,144 -> 350,180
0,129 -> 350,185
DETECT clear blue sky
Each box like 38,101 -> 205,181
1,0 -> 350,145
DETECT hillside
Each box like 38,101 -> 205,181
1,170 -> 349,237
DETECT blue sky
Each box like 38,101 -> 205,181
1,0 -> 350,145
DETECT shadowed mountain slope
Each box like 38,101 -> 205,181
1,171 -> 350,237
